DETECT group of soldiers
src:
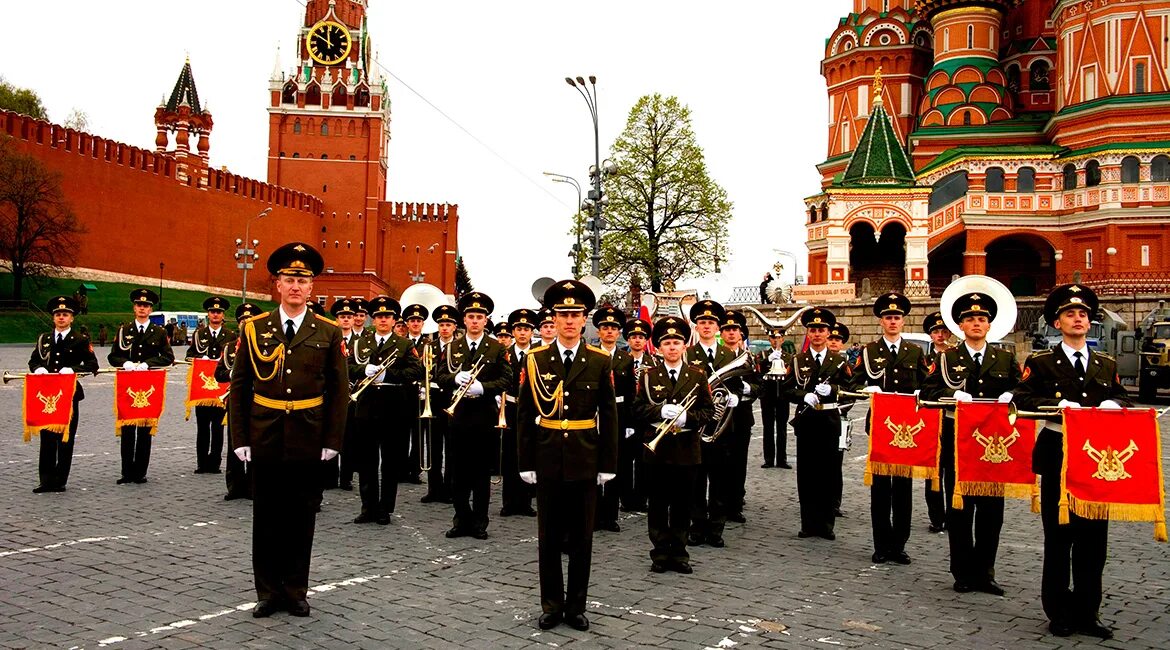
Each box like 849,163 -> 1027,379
21,239 -> 1130,638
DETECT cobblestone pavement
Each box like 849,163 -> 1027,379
0,345 -> 1167,649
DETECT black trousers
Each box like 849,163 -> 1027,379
357,416 -> 403,517
1040,473 -> 1108,625
194,405 -> 225,471
833,448 -> 845,511
423,414 -> 450,498
646,463 -> 696,564
403,413 -> 422,480
926,424 -> 956,528
948,494 -> 1004,584
338,403 -> 358,486
690,441 -> 730,539
500,424 -> 532,513
251,459 -> 322,603
119,425 -> 153,480
760,389 -> 789,465
795,428 -> 837,536
38,401 -> 80,488
728,417 -> 752,513
618,428 -> 646,509
535,477 -> 597,616
450,424 -> 492,533
870,475 -> 912,555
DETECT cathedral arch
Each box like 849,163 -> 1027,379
282,82 -> 297,104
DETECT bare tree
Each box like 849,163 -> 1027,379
0,138 -> 84,300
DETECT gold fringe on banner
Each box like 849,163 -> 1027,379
113,373 -> 166,437
863,400 -> 941,484
23,375 -> 77,443
952,481 -> 1035,510
185,398 -> 224,421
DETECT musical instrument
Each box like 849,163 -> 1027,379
418,342 -> 435,472
3,362 -> 189,383
350,349 -> 401,402
491,392 -> 509,485
838,418 -> 853,451
699,352 -> 756,443
939,274 -> 1017,342
742,305 -> 813,337
444,356 -> 487,416
400,282 -> 451,335
645,384 -> 700,453
1006,402 -> 1063,425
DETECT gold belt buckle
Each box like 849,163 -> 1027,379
561,419 -> 569,430
285,400 -> 295,413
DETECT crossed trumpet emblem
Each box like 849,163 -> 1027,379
198,372 -> 220,391
127,386 -> 155,409
1083,439 -> 1138,482
37,390 -> 63,415
884,417 -> 925,449
972,427 -> 1019,464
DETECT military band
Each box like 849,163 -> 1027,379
825,321 -> 851,517
758,327 -> 791,469
922,310 -> 953,533
719,309 -> 760,525
499,308 -> 537,517
185,295 -> 234,475
621,317 -> 659,512
217,302 -> 260,500
592,306 -> 634,532
685,300 -> 734,547
329,297 -> 363,491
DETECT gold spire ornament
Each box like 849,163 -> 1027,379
873,67 -> 884,106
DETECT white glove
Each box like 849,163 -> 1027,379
136,362 -> 149,371
234,446 -> 252,462
597,472 -> 616,485
454,370 -> 471,386
33,367 -> 49,375
804,392 -> 819,407
1057,399 -> 1081,409
725,394 -> 740,409
997,392 -> 1014,404
661,404 -> 683,420
674,410 -> 687,428
769,350 -> 783,362
364,363 -> 380,378
1098,400 -> 1122,410
862,385 -> 883,393
741,383 -> 751,396
201,355 -> 211,360
495,394 -> 502,408
624,427 -> 636,439
321,448 -> 339,461
419,386 -> 427,400
466,380 -> 484,397
59,367 -> 74,374
122,361 -> 136,371
814,383 -> 832,397
953,390 -> 973,403
519,471 -> 537,484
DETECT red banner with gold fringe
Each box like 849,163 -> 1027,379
953,401 -> 1038,510
22,373 -> 77,443
865,392 -> 942,483
185,358 -> 227,419
1061,407 -> 1166,542
113,370 -> 167,437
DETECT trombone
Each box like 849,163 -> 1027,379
491,392 -> 510,485
645,384 -> 700,453
418,343 -> 434,472
444,356 -> 487,416
350,349 -> 401,402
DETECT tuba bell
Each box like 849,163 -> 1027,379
938,274 -> 1018,342
699,351 -> 755,444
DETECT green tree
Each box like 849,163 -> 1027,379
0,77 -> 49,120
599,94 -> 732,293
454,255 -> 474,299
0,138 -> 84,300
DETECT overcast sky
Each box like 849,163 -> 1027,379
1,0 -> 847,313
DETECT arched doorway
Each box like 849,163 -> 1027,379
928,232 -> 966,297
985,233 -> 1056,296
850,221 -> 907,295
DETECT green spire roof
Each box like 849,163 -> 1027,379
841,99 -> 915,187
165,59 -> 203,114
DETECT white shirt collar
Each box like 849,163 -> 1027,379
54,327 -> 71,339
881,335 -> 902,349
208,327 -> 220,337
1061,341 -> 1089,365
701,342 -> 718,356
465,333 -> 484,347
601,343 -> 617,357
278,306 -> 307,334
663,359 -> 684,372
134,318 -> 151,329
556,339 -> 582,359
514,344 -> 530,354
964,342 -> 988,359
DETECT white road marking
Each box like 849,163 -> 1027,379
0,535 -> 131,558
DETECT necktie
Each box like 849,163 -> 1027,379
56,333 -> 63,344
469,341 -> 478,356
564,348 -> 574,367
1073,351 -> 1085,376
972,351 -> 982,373
285,319 -> 295,341
889,344 -> 897,356
518,350 -> 526,364
139,325 -> 145,335
815,352 -> 823,366
669,368 -> 678,385
377,337 -> 385,348
707,349 -> 715,365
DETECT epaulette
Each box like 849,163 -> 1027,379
585,344 -> 607,355
529,343 -> 551,354
313,313 -> 339,327
245,312 -> 270,326
1094,351 -> 1115,361
1028,348 -> 1054,358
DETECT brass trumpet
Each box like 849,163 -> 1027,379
1007,403 -> 1063,425
495,392 -> 509,429
444,356 -> 487,416
3,364 -> 183,383
419,343 -> 434,473
350,349 -> 401,402
645,384 -> 700,453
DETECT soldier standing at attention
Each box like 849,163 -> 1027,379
517,280 -> 618,632
621,318 -> 659,512
229,242 -> 348,618
186,296 -> 233,474
499,308 -> 538,518
217,302 -> 260,500
922,310 -> 954,533
759,327 -> 791,469
108,288 -> 175,484
593,305 -> 634,533
29,295 -> 99,493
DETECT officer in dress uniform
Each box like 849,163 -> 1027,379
28,296 -> 99,492
229,242 -> 348,618
421,304 -> 460,504
517,280 -> 619,632
348,296 -> 422,525
495,321 -> 513,348
330,298 -> 362,491
499,308 -> 538,517
435,292 -> 512,539
186,296 -> 233,474
848,292 -> 931,565
826,321 -> 852,517
685,300 -> 735,546
108,288 -> 175,484
758,327 -> 792,469
784,308 -> 851,539
217,302 -> 260,500
635,316 -> 715,574
537,307 -> 557,347
922,310 -> 954,533
1012,284 -> 1130,640
402,303 -> 432,487
921,292 -> 1020,596
621,318 -> 660,512
719,309 -> 760,525
593,306 -> 634,532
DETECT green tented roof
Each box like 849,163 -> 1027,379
165,60 -> 202,114
839,100 -> 915,187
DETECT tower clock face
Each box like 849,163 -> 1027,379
307,21 -> 351,66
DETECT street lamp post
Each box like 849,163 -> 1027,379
236,207 -> 271,301
405,243 -> 439,284
565,75 -> 613,277
158,262 -> 164,309
543,171 -> 584,277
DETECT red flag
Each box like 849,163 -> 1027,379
953,402 -> 1038,510
1061,407 -> 1166,542
22,373 -> 78,443
184,358 -> 227,419
114,370 -> 168,436
864,392 -> 942,483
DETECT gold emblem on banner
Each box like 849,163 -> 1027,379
37,390 -> 63,415
127,386 -> 155,409
199,372 -> 220,391
884,417 -> 924,449
1083,439 -> 1137,481
973,428 -> 1019,463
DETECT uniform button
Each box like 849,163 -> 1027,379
563,392 -> 570,397
1082,392 -> 1087,397
978,379 -> 984,384
286,388 -> 292,394
563,432 -> 569,439
286,369 -> 292,374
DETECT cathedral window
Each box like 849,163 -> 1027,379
321,122 -> 329,135
1030,61 -> 1050,91
1121,157 -> 1140,183
282,82 -> 297,104
1016,167 -> 1035,193
293,119 -> 302,134
1134,62 -> 1147,94
1085,160 -> 1101,187
1152,155 -> 1170,182
1062,164 -> 1077,190
985,167 -> 1005,193
967,25 -> 974,50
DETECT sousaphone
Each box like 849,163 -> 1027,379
399,282 -> 451,335
940,274 -> 1017,342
